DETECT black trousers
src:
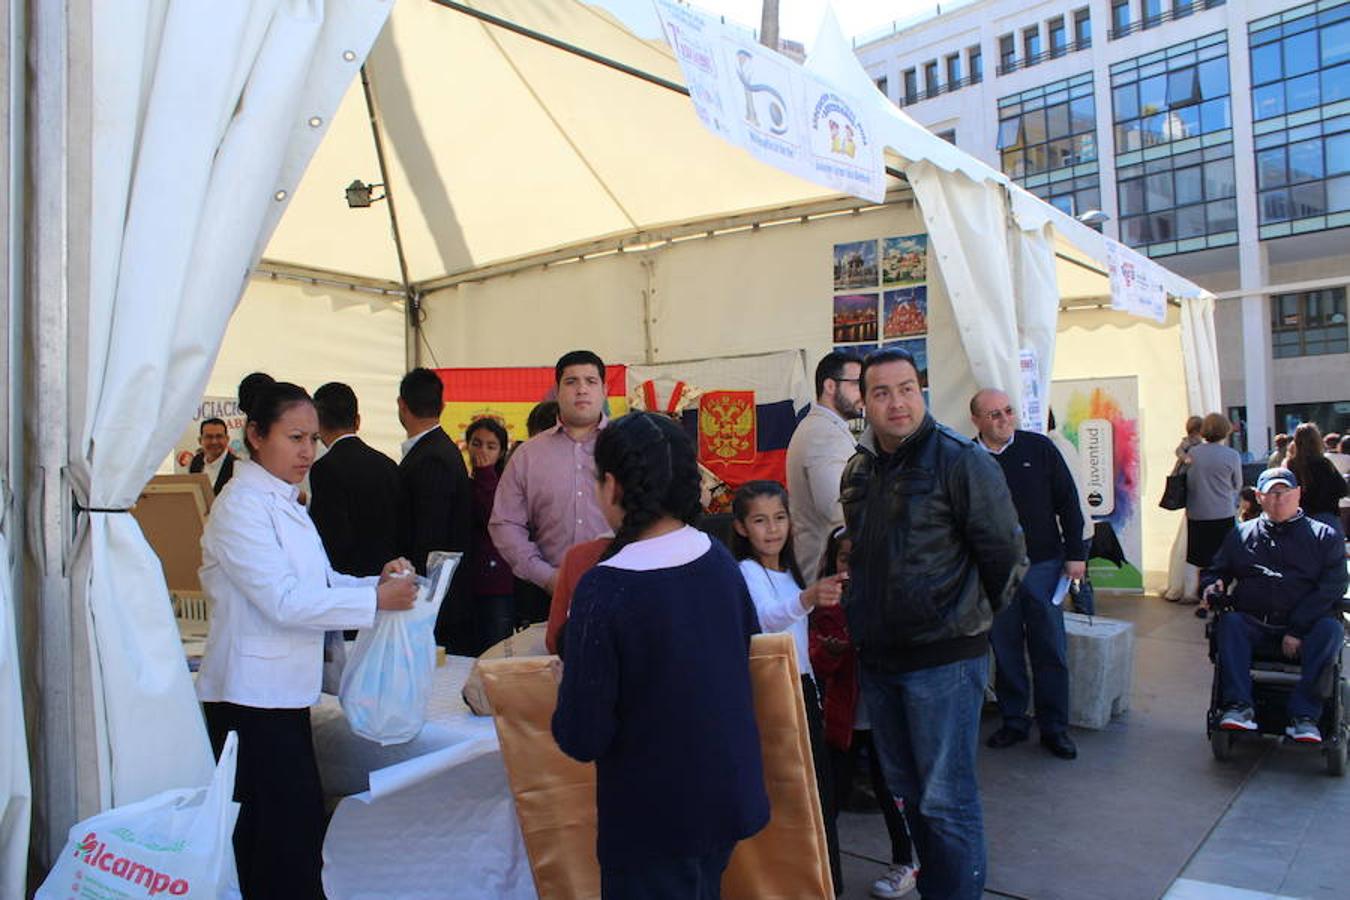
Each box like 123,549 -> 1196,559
803,675 -> 842,893
204,702 -> 326,900
829,729 -> 915,865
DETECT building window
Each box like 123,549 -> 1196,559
1112,0 -> 1131,36
970,45 -> 984,83
1111,32 -> 1236,255
903,68 -> 918,105
1075,8 -> 1092,48
946,53 -> 962,89
1174,0 -> 1195,17
875,76 -> 889,98
1271,288 -> 1349,358
998,72 -> 1099,203
936,129 -> 957,144
1249,3 -> 1350,238
924,60 -> 940,98
1024,26 -> 1042,64
1049,17 -> 1068,57
1275,401 -> 1350,438
1142,0 -> 1164,29
1000,33 -> 1016,72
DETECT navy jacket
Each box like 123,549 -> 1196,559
985,430 -> 1087,564
1200,512 -> 1347,637
552,541 -> 769,865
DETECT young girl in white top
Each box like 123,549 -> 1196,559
731,480 -> 846,894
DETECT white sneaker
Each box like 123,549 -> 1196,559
870,864 -> 918,899
1285,717 -> 1323,744
1219,705 -> 1257,731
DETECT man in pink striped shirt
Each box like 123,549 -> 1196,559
489,350 -> 612,622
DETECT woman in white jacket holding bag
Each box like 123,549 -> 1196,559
196,381 -> 416,899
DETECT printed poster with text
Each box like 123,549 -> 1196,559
1051,376 -> 1144,591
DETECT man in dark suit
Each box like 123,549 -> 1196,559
309,382 -> 403,578
397,368 -> 473,651
188,417 -> 237,495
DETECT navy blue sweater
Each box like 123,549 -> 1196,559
551,541 -> 770,866
1200,512 -> 1347,637
986,430 -> 1087,564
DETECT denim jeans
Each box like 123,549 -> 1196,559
861,655 -> 988,900
1217,612 -> 1343,720
989,557 -> 1070,735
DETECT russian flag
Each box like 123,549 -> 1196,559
626,350 -> 813,491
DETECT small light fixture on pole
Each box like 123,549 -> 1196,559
1076,209 -> 1110,227
344,179 -> 386,208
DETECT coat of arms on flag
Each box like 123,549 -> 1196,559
698,391 -> 757,464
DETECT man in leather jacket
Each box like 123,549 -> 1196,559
841,348 -> 1026,900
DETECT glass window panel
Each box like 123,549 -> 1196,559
1199,98 -> 1231,133
1115,121 -> 1143,152
1323,19 -> 1350,67
1260,188 -> 1291,223
1290,181 -> 1326,217
1204,158 -> 1236,198
1172,104 -> 1201,139
1257,147 -> 1287,189
1050,194 -> 1075,215
1139,74 -> 1167,114
1142,112 -> 1167,146
1174,166 -> 1204,205
1074,131 -> 1098,163
1048,138 -> 1074,169
1197,57 -> 1228,100
1253,83 -> 1285,120
1250,43 -> 1282,86
1023,108 -> 1047,144
1001,148 -> 1026,178
1328,132 -> 1350,176
1047,103 -> 1071,140
1176,204 -> 1206,238
1167,67 -> 1201,107
1121,215 -> 1147,245
1288,139 -> 1324,182
1282,32 -> 1318,78
997,117 -> 1023,149
1119,179 -> 1145,215
1050,19 -> 1067,53
1143,0 -> 1162,23
1025,28 -> 1042,60
1024,144 -> 1049,175
1070,97 -> 1095,133
1285,73 -> 1320,113
1076,186 -> 1101,214
1323,63 -> 1350,105
1113,83 -> 1139,121
1145,172 -> 1174,210
1152,211 -> 1175,241
1174,0 -> 1194,15
1112,1 -> 1130,33
1206,198 -> 1237,232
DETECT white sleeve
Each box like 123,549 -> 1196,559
738,559 -> 809,634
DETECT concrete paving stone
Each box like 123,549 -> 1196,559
1163,878 -> 1293,899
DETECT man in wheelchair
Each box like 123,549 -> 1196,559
1201,467 -> 1348,744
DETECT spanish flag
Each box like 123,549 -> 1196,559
435,366 -> 629,447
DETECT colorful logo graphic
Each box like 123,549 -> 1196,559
698,391 -> 757,464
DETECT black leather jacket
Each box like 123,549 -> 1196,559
841,415 -> 1027,669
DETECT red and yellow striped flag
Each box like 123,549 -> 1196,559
435,366 -> 629,448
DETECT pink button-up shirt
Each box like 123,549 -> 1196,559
489,419 -> 610,589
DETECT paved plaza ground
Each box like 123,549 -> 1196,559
833,594 -> 1350,900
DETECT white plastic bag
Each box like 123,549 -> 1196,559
339,553 -> 459,745
36,732 -> 241,899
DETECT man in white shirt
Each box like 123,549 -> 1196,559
189,417 -> 236,495
786,351 -> 864,581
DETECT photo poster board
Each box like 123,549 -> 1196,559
831,234 -> 929,406
1050,376 -> 1144,592
172,396 -> 247,473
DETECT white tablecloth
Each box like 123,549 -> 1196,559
317,655 -> 537,900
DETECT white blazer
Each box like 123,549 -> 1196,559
786,404 -> 858,582
196,459 -> 378,708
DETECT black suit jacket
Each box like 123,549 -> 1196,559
188,450 -> 236,495
308,436 -> 403,577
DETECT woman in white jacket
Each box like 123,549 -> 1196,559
196,381 -> 416,899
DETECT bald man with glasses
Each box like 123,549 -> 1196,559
971,388 -> 1087,760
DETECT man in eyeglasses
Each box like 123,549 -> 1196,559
971,388 -> 1087,760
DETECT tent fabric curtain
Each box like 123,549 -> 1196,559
1009,218 -> 1062,431
1180,294 -> 1222,416
1,520 -> 30,900
75,0 -> 392,806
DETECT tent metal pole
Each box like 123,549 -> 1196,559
358,64 -> 419,369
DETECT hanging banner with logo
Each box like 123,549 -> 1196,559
1051,377 -> 1143,591
1018,348 -> 1045,433
1105,239 -> 1167,324
171,396 -> 246,473
654,0 -> 885,203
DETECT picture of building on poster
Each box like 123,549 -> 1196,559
882,337 -> 928,388
882,286 -> 927,339
833,293 -> 878,343
882,234 -> 927,285
833,240 -> 878,290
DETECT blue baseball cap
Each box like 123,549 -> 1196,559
1256,467 -> 1298,492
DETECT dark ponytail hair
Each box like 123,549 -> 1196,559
237,371 -> 276,417
818,526 -> 848,580
465,417 -> 510,474
731,480 -> 805,589
243,381 -> 312,456
594,412 -> 702,561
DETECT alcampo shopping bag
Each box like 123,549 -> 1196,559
36,732 -> 241,899
339,552 -> 459,745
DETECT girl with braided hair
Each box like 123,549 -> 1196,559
551,412 -> 769,897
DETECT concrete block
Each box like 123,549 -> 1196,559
1064,612 -> 1134,729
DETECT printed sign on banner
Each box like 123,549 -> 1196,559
654,0 -> 885,203
172,396 -> 246,473
1018,348 -> 1044,433
1105,240 -> 1167,323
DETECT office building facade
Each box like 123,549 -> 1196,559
856,0 -> 1349,455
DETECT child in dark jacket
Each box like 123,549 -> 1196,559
551,413 -> 769,897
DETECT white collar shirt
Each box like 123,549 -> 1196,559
401,426 -> 439,460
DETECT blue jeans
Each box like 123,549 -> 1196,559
862,655 -> 988,900
989,557 -> 1070,735
1217,612 -> 1343,720
600,843 -> 735,899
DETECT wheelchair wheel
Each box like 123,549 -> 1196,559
1210,728 -> 1234,761
1327,737 -> 1346,777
